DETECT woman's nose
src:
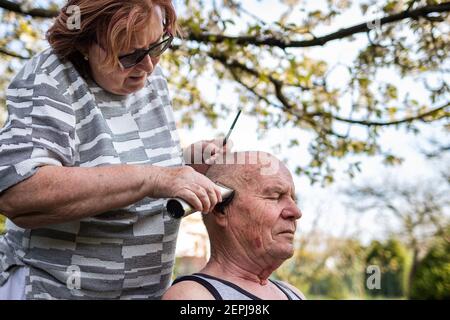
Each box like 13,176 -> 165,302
136,54 -> 154,73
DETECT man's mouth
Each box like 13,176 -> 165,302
278,230 -> 295,235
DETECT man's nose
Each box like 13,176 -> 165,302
281,200 -> 302,220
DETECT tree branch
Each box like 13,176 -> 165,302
424,145 -> 450,158
0,47 -> 30,59
208,51 -> 312,92
187,3 -> 450,48
0,0 -> 58,18
327,102 -> 450,126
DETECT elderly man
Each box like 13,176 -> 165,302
163,151 -> 305,300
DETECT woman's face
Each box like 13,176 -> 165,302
87,7 -> 164,95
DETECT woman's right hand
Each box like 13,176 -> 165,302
149,166 -> 223,213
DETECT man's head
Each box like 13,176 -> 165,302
204,151 -> 302,266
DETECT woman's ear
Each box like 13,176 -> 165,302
77,41 -> 96,58
76,45 -> 89,59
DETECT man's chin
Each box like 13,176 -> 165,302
284,250 -> 295,259
274,246 -> 295,260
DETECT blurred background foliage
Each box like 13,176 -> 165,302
271,226 -> 449,299
0,215 -> 5,234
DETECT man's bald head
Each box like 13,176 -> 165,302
206,151 -> 288,194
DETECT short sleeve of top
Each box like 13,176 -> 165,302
0,51 -> 76,193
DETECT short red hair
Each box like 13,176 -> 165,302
47,0 -> 178,73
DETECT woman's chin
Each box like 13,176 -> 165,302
123,78 -> 146,93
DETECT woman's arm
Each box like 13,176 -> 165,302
0,164 -> 222,229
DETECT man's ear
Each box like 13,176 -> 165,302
214,190 -> 235,213
210,190 -> 235,227
210,206 -> 229,227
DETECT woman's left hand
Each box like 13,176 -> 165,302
183,138 -> 233,174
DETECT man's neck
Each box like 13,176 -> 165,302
201,251 -> 280,286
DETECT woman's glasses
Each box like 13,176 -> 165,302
118,31 -> 173,69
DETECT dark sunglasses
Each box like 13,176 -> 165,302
118,31 -> 173,69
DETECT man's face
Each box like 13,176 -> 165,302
229,163 -> 302,262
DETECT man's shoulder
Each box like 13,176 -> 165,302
274,280 -> 307,300
162,276 -> 216,300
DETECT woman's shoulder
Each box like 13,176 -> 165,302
8,47 -> 84,99
19,47 -> 63,74
10,47 -> 77,84
6,47 -> 87,114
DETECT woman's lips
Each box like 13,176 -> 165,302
130,73 -> 146,78
128,74 -> 146,82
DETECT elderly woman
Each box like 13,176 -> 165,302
0,0 -> 224,299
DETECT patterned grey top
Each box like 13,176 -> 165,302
0,48 -> 184,299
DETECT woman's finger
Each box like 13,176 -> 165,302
204,154 -> 218,165
178,189 -> 203,213
205,186 -> 219,211
192,185 -> 211,213
223,138 -> 234,152
214,184 -> 223,204
202,141 -> 219,163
